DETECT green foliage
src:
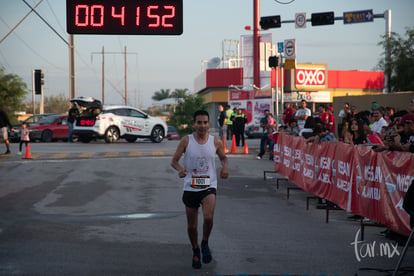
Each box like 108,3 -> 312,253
0,67 -> 28,123
152,88 -> 171,101
377,27 -> 414,92
170,88 -> 188,102
168,93 -> 207,136
44,94 -> 70,114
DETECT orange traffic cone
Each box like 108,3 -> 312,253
222,135 -> 228,154
243,141 -> 249,154
230,134 -> 237,153
24,144 -> 31,159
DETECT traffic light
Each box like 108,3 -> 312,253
269,56 -> 279,68
311,12 -> 335,26
34,69 -> 44,95
260,15 -> 281,29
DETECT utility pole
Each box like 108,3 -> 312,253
69,34 -> 76,99
102,46 -> 105,104
91,47 -> 137,105
124,46 -> 128,105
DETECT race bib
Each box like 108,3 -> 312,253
191,175 -> 211,189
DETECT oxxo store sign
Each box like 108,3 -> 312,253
295,64 -> 327,90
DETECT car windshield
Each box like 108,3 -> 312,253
27,114 -> 55,123
37,116 -> 59,124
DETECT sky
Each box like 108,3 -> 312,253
0,0 -> 413,108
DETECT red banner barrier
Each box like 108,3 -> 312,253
273,133 -> 414,236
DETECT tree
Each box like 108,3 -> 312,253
377,27 -> 414,92
168,93 -> 207,136
170,88 -> 188,102
152,88 -> 171,101
0,67 -> 28,123
44,94 -> 70,114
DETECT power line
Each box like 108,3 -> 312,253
45,0 -> 66,35
0,0 -> 43,44
0,16 -> 66,71
21,0 -> 68,46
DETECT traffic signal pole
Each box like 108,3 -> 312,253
253,0 -> 260,95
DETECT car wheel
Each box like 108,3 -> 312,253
126,138 -> 137,143
150,126 -> 164,143
105,126 -> 120,143
41,130 -> 53,142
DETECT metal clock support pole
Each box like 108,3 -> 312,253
32,70 -> 35,117
69,34 -> 76,99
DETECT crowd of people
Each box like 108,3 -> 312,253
252,99 -> 414,160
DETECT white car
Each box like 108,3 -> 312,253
71,97 -> 167,143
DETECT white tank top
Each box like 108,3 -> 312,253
183,134 -> 217,191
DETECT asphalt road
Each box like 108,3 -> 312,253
0,141 -> 413,276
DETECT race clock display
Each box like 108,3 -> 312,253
66,0 -> 183,35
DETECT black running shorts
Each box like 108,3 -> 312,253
182,188 -> 216,209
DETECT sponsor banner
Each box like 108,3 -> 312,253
283,91 -> 331,103
295,64 -> 327,90
273,133 -> 413,236
229,90 -> 251,101
229,99 -> 271,127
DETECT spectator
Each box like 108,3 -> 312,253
294,100 -> 311,131
370,108 -> 388,134
217,104 -> 225,138
286,119 -> 299,136
256,110 -> 276,160
278,125 -> 287,133
385,106 -> 395,122
326,106 -> 335,134
392,110 -> 409,132
372,113 -> 414,153
282,102 -> 294,125
343,119 -> 367,145
232,108 -> 247,147
306,121 -> 336,144
350,105 -> 358,121
371,101 -> 380,111
337,102 -> 350,135
300,116 -> 321,138
318,105 -> 329,129
0,108 -> 12,154
16,122 -> 30,155
67,102 -> 79,143
291,103 -> 299,119
224,105 -> 233,140
340,119 -> 350,141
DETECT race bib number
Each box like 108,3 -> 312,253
191,175 -> 211,189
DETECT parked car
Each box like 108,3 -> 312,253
245,124 -> 262,138
10,113 -> 57,142
166,125 -> 180,140
28,114 -> 69,142
71,97 -> 168,143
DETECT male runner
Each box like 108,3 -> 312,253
171,110 -> 229,269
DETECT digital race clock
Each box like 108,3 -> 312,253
66,0 -> 183,35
